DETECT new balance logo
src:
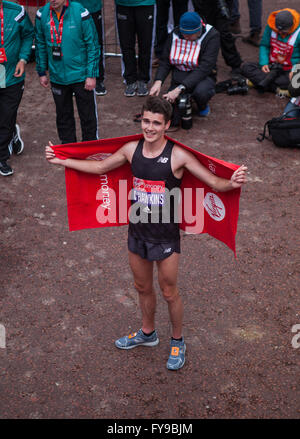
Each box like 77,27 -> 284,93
164,248 -> 172,253
157,157 -> 168,163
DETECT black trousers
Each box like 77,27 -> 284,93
51,81 -> 98,144
192,0 -> 242,69
241,62 -> 290,92
155,0 -> 188,59
91,10 -> 105,82
0,81 -> 24,162
116,4 -> 155,84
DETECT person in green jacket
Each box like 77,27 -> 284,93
72,0 -> 107,95
241,8 -> 300,94
35,0 -> 100,144
115,0 -> 156,97
0,0 -> 34,177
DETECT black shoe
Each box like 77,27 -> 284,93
137,81 -> 149,96
0,161 -> 13,176
12,124 -> 24,155
95,81 -> 107,96
124,82 -> 137,97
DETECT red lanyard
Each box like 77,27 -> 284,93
0,3 -> 4,46
50,1 -> 68,46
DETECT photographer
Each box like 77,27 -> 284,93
241,9 -> 300,93
150,12 -> 220,124
192,0 -> 242,75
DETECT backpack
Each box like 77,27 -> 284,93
257,110 -> 300,148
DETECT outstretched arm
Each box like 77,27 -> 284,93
174,147 -> 247,191
45,141 -> 134,174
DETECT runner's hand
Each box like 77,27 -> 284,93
45,141 -> 62,165
230,165 -> 248,188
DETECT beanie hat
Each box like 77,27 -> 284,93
179,12 -> 202,35
275,10 -> 294,31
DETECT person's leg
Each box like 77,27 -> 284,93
240,62 -> 266,86
248,0 -> 262,34
136,5 -> 155,84
0,81 -> 24,163
91,9 -> 106,95
51,82 -> 77,144
172,0 -> 188,26
116,4 -> 137,85
157,252 -> 182,339
192,76 -> 216,113
128,250 -> 156,334
155,0 -> 170,60
73,82 -> 99,141
215,15 -> 242,70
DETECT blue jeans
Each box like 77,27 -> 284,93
283,101 -> 300,117
231,0 -> 262,32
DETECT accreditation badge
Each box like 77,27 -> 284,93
52,45 -> 62,60
0,47 -> 7,63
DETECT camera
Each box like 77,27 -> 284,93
217,0 -> 230,20
178,93 -> 193,130
227,77 -> 249,95
257,63 -> 284,93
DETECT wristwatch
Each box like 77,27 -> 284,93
178,84 -> 186,92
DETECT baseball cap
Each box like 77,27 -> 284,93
275,10 -> 294,31
179,12 -> 202,35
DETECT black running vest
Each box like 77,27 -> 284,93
129,139 -> 182,243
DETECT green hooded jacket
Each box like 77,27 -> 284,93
0,1 -> 34,88
35,1 -> 100,85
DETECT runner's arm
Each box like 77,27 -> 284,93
176,148 -> 247,191
45,141 -> 133,174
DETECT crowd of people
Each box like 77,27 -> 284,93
1,0 -> 299,370
1,1 -> 300,177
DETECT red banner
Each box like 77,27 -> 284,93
53,134 -> 241,256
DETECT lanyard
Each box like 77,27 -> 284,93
0,3 -> 4,46
50,1 -> 68,46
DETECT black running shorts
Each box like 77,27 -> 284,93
128,232 -> 180,261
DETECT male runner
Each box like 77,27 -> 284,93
45,96 -> 247,370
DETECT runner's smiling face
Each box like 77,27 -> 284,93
141,111 -> 170,143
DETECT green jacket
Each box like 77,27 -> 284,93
0,1 -> 34,88
35,2 -> 100,85
73,0 -> 103,15
115,1 -> 156,6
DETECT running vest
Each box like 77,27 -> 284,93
169,25 -> 212,72
269,27 -> 300,71
129,139 -> 182,243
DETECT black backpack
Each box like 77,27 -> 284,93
257,110 -> 300,148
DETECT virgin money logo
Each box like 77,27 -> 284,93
203,192 -> 225,221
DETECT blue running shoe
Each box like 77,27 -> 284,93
166,337 -> 186,370
198,105 -> 210,117
115,329 -> 159,350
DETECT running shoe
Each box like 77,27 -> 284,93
124,82 -> 137,97
115,329 -> 159,349
198,105 -> 210,117
12,124 -> 24,155
0,161 -> 13,176
137,81 -> 149,96
95,81 -> 107,96
166,337 -> 186,370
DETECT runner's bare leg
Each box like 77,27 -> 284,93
157,252 -> 183,339
128,251 -> 156,334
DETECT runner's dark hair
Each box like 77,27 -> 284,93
142,96 -> 173,123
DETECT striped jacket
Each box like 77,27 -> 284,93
0,1 -> 34,87
35,1 -> 100,85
